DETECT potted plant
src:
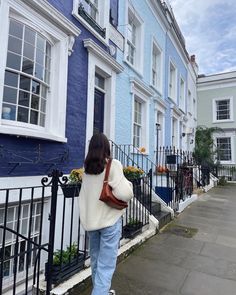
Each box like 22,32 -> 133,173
61,168 -> 83,197
123,166 -> 144,183
123,218 -> 143,239
45,243 -> 85,284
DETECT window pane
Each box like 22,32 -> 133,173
21,219 -> 28,236
23,204 -> 29,218
8,36 -> 22,55
19,91 -> 30,107
35,216 -> 40,231
31,95 -> 39,110
0,208 -> 4,223
4,71 -> 18,88
36,203 -> 41,215
24,27 -> 36,45
7,207 -> 14,222
31,80 -> 40,95
17,107 -> 29,123
39,113 -> 45,127
6,52 -> 21,70
18,241 -> 26,272
45,56 -> 51,71
2,104 -> 16,120
22,58 -> 34,75
36,49 -> 44,65
3,86 -> 17,104
37,35 -> 45,51
23,42 -> 35,60
20,75 -> 31,91
35,63 -> 44,81
41,86 -> 47,98
95,73 -> 105,89
40,98 -> 46,112
30,110 -> 39,125
9,20 -> 23,39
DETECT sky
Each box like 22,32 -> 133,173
169,0 -> 236,75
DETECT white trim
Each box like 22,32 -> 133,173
84,39 -> 122,152
84,39 -> 123,73
124,2 -> 144,74
21,0 -> 81,36
179,75 -> 186,112
212,96 -> 234,123
130,77 -> 154,98
168,58 -> 177,102
130,78 -> 151,152
150,36 -> 163,95
213,132 -> 235,165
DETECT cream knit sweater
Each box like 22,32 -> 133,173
79,159 -> 134,231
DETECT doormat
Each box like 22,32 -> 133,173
162,222 -> 198,238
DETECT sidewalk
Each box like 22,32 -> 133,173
79,184 -> 236,295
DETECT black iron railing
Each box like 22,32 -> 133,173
0,169 -> 151,294
213,165 -> 236,181
110,142 -> 195,209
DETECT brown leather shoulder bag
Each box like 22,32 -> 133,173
99,159 -> 128,210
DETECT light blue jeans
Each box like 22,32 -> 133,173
88,218 -> 122,295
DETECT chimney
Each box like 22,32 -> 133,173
190,55 -> 195,63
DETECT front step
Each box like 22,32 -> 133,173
151,202 -> 171,229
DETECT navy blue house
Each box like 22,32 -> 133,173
0,0 -> 122,179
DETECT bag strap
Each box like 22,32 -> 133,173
104,158 -> 112,182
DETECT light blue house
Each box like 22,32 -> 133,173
115,0 -> 193,163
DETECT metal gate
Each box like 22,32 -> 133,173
0,170 -> 88,295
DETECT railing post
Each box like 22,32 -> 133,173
46,169 -> 61,294
149,168 -> 152,214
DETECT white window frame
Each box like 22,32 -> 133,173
0,0 -> 80,142
187,89 -> 192,115
130,78 -> 151,152
0,202 -> 42,284
124,3 -> 144,74
168,60 -> 177,101
212,97 -> 234,123
72,0 -> 110,45
151,38 -> 163,94
215,134 -> 235,164
179,76 -> 185,112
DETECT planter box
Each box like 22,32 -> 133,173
61,183 -> 81,198
123,222 -> 143,239
45,254 -> 85,284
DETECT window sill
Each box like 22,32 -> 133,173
213,120 -> 234,123
0,124 -> 67,143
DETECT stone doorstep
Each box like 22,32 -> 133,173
38,217 -> 159,295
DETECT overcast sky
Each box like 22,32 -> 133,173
169,0 -> 236,75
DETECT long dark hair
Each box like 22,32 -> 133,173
84,133 -> 111,174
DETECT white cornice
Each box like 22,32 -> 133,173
130,77 -> 154,97
84,39 -> 124,73
19,0 -> 81,36
153,96 -> 167,109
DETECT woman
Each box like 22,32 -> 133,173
79,133 -> 134,295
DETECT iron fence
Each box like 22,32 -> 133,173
213,165 -> 236,181
0,169 -> 151,294
111,142 -> 195,210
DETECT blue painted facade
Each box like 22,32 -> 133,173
0,0 -> 118,178
115,0 -> 166,163
115,0 -> 189,157
165,35 -> 188,146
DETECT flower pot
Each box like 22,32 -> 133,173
45,254 -> 85,284
123,222 -> 143,239
61,183 -> 81,198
